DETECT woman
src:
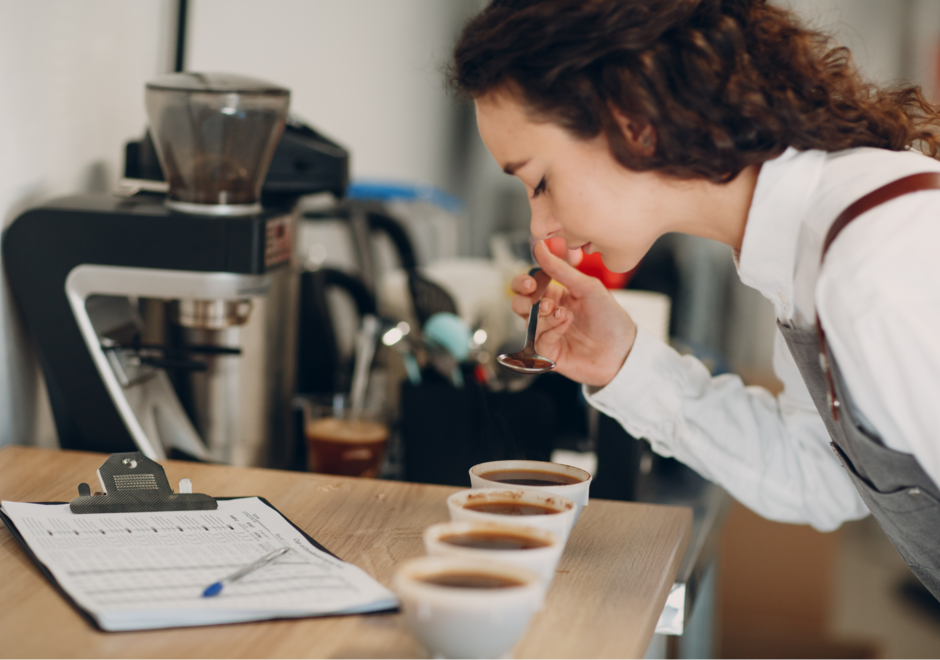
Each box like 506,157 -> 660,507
451,0 -> 940,599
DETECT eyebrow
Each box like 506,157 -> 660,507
502,159 -> 529,175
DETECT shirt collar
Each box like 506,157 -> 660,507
737,147 -> 825,320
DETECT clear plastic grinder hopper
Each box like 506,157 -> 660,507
145,72 -> 290,215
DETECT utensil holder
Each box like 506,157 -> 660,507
399,369 -> 557,487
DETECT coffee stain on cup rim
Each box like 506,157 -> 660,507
459,489 -> 573,511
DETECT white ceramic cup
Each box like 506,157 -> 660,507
447,487 -> 577,543
469,459 -> 592,522
423,520 -> 564,587
392,555 -> 543,659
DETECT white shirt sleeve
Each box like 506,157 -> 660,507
584,325 -> 869,531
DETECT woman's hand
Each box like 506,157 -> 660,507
510,241 -> 637,387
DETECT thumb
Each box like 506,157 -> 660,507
533,240 -> 598,296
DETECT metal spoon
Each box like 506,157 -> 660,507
497,267 -> 557,374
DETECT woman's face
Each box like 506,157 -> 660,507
475,90 -> 685,273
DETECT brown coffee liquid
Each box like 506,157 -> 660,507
419,572 -> 525,589
440,531 -> 551,551
479,469 -> 582,487
462,501 -> 560,516
306,418 -> 388,478
499,356 -> 555,371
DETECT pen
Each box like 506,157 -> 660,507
202,547 -> 291,597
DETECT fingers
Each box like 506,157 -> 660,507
509,266 -> 554,310
510,293 -> 557,320
532,240 -> 600,297
511,293 -> 532,318
533,305 -> 572,355
510,271 -> 537,296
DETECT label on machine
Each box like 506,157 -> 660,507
264,215 -> 293,268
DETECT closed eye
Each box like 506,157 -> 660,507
531,177 -> 546,199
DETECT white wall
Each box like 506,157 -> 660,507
186,0 -> 469,191
780,0 -> 909,84
0,0 -> 174,449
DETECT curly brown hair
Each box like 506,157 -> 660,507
450,0 -> 940,183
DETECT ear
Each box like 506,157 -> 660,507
610,106 -> 656,157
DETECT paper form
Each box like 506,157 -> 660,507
0,497 -> 397,631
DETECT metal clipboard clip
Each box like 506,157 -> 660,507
69,452 -> 218,514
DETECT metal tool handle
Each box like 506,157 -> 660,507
528,266 -> 552,300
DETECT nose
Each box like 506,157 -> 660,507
529,200 -> 562,240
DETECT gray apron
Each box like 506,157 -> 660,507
778,172 -> 940,601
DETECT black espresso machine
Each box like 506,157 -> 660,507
3,73 -> 348,468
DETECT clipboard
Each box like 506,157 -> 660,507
0,452 -> 398,632
68,452 -> 217,514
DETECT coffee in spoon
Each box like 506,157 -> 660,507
497,267 -> 556,374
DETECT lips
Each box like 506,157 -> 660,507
566,242 -> 590,251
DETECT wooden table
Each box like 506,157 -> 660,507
0,446 -> 691,658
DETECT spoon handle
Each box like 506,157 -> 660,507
524,300 -> 541,350
523,267 -> 551,351
528,267 -> 552,300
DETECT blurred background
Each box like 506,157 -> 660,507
1,0 -> 940,657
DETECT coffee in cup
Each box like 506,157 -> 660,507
301,396 -> 388,478
470,459 -> 592,521
424,520 -> 564,586
476,468 -> 583,486
439,529 -> 551,550
459,500 -> 560,516
393,555 -> 543,659
448,488 -> 577,543
417,571 -> 526,589
306,416 -> 387,477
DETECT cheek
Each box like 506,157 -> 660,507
548,182 -> 602,237
552,188 -> 619,243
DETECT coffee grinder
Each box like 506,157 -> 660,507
4,73 -> 346,468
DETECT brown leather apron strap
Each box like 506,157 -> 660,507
822,172 -> 940,258
817,171 -> 940,420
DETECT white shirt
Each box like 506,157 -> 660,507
585,147 -> 940,532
